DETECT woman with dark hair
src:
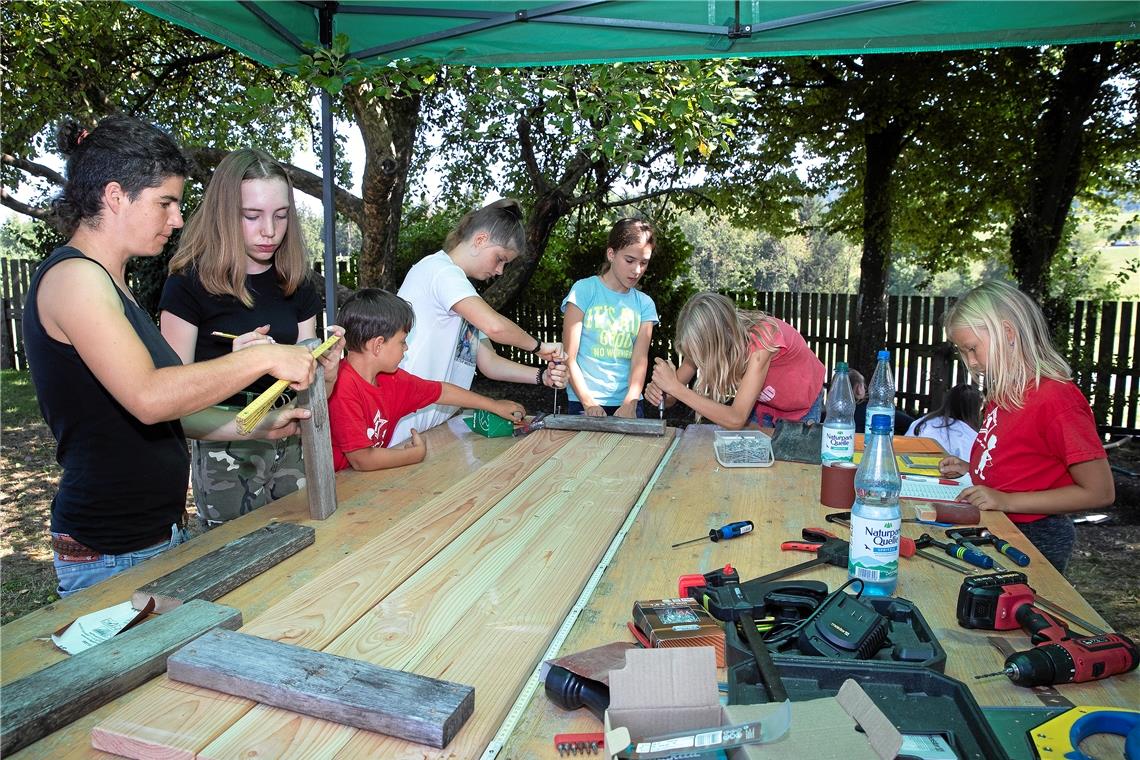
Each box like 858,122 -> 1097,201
159,148 -> 339,527
562,218 -> 658,418
905,383 -> 983,460
391,199 -> 567,443
23,116 -> 318,595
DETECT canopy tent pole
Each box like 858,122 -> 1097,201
318,2 -> 338,328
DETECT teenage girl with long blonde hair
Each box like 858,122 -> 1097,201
939,280 -> 1113,573
646,292 -> 825,429
160,148 -> 341,527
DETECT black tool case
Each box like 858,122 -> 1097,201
727,651 -> 1009,760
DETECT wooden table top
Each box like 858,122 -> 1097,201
5,422 -> 1136,759
500,424 -> 1140,758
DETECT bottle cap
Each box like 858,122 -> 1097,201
877,350 -> 890,361
871,414 -> 892,433
836,361 -> 848,371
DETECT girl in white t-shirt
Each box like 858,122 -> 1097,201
905,383 -> 981,460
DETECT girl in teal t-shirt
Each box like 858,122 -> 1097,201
561,219 -> 659,418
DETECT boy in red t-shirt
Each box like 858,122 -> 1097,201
328,289 -> 525,471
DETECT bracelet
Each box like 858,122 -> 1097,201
530,337 -> 542,353
536,366 -> 545,386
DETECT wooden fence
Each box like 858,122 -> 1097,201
2,256 -> 1136,434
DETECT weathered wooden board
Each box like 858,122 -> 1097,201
0,600 -> 241,756
196,430 -> 676,759
542,414 -> 666,436
132,522 -> 315,614
167,628 -> 474,749
298,369 -> 337,520
91,429 -> 574,760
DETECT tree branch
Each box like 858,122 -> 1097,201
131,49 -> 233,114
182,146 -> 364,226
517,108 -> 551,195
2,154 -> 66,186
599,185 -> 714,209
1,189 -> 52,221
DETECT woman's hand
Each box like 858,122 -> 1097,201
256,344 -> 317,391
615,400 -> 638,419
939,456 -> 969,478
234,324 -> 275,351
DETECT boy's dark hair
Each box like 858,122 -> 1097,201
51,115 -> 190,236
338,288 -> 415,351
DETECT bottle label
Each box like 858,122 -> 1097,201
848,512 -> 900,583
821,425 -> 855,462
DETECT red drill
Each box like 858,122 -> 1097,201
976,604 -> 1139,687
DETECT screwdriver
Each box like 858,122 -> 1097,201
672,520 -> 754,549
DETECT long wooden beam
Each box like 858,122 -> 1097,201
167,629 -> 474,749
541,414 -> 666,436
133,522 -> 315,614
1,600 -> 240,756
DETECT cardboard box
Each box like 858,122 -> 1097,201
603,648 -> 901,760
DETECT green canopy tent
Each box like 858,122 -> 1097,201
130,0 -> 1140,322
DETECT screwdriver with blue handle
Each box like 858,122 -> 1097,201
672,520 -> 754,549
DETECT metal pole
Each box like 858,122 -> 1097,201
319,3 -> 338,328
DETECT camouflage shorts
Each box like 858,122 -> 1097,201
190,436 -> 305,527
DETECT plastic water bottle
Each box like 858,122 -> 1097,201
848,413 -> 901,596
865,349 -> 895,432
821,362 -> 856,463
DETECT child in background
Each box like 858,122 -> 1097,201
645,292 -> 825,429
939,280 -> 1113,573
562,219 -> 658,418
328,289 -> 525,472
160,148 -> 341,527
906,383 -> 982,460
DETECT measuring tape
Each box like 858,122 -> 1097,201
481,433 -> 681,758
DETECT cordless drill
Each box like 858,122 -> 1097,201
960,572 -> 1139,687
976,603 -> 1139,687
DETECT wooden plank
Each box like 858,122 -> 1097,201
297,368 -> 338,520
166,629 -> 474,749
198,430 -> 676,760
91,429 -> 574,760
133,522 -> 315,614
0,600 -> 241,756
541,414 -> 665,436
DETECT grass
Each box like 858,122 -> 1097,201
2,369 -> 42,426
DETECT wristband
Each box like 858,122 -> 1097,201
530,337 -> 542,353
536,366 -> 545,386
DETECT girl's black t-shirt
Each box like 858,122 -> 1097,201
159,267 -> 322,405
24,247 -> 189,554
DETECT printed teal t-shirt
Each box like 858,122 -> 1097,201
561,276 -> 659,406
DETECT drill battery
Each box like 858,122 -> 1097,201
956,571 -> 1036,630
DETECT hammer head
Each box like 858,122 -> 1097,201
513,412 -> 548,437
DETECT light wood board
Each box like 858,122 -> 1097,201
1,600 -> 241,756
91,427 -> 576,759
499,424 -> 1140,759
132,522 -> 315,613
167,628 -> 474,748
94,428 -> 674,759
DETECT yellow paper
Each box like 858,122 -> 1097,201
850,452 -> 942,476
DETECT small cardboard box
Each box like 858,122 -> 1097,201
603,648 -> 902,760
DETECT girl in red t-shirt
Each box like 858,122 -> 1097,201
645,292 -> 825,429
938,280 -> 1114,573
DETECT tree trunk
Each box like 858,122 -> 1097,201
1008,42 -> 1113,331
850,59 -> 907,379
345,84 -> 422,289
